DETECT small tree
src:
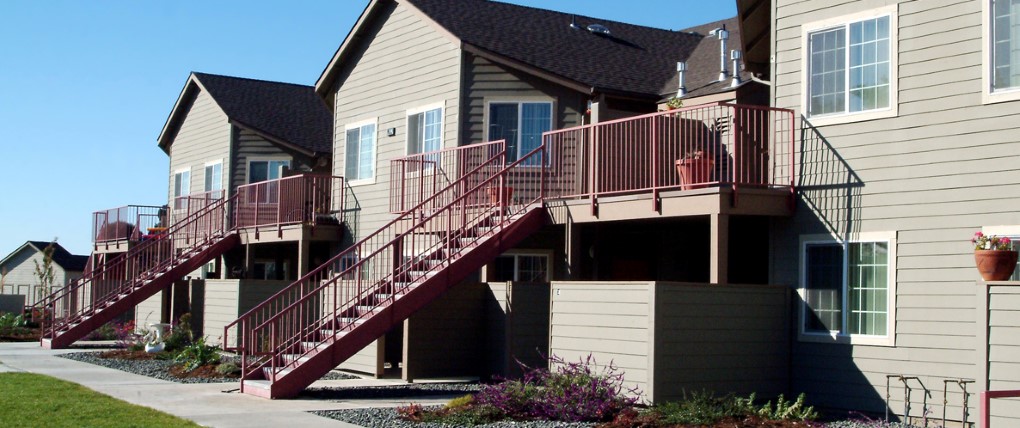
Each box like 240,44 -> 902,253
33,239 -> 57,302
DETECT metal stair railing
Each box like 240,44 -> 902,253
35,194 -> 236,341
224,141 -> 548,382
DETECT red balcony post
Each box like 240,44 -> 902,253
651,114 -> 659,212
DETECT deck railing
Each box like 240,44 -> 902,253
172,190 -> 225,226
389,140 -> 506,213
234,174 -> 344,231
92,205 -> 165,244
543,102 -> 796,206
389,103 -> 795,214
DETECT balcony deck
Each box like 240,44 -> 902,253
233,174 -> 345,243
390,102 -> 796,223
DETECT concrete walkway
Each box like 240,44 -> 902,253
0,342 -> 455,428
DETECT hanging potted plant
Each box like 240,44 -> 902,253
665,96 -> 683,111
675,150 -> 713,190
971,231 -> 1018,281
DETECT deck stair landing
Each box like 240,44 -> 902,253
225,144 -> 546,399
39,196 -> 240,349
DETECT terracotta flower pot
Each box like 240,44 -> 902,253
974,250 -> 1019,281
675,158 -> 714,190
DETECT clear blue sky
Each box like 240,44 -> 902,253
0,0 -> 736,257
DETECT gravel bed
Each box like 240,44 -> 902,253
311,407 -> 594,428
303,382 -> 481,400
58,351 -> 359,384
59,351 -> 236,384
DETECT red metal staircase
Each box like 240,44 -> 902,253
38,195 -> 240,349
224,144 -> 547,398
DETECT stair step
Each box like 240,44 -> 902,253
280,353 -> 312,365
243,379 -> 272,390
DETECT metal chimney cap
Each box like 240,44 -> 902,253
677,61 -> 687,71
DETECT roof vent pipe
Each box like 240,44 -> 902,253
709,26 -> 730,81
677,61 -> 688,97
730,50 -> 743,87
570,15 -> 581,30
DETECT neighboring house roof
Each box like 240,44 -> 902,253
158,72 -> 332,156
0,241 -> 88,273
659,17 -> 757,101
316,0 -> 741,102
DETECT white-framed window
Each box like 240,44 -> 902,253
981,225 -> 1020,280
174,169 -> 190,197
486,101 -> 552,164
802,5 -> 898,124
984,0 -> 1020,103
204,160 -> 223,196
173,168 -> 191,209
407,104 -> 443,155
799,231 -> 897,346
247,158 -> 290,184
485,252 -> 551,282
345,119 -> 377,184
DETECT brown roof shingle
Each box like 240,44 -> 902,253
405,0 -> 706,99
191,73 -> 332,155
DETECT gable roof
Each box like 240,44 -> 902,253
316,0 -> 726,101
158,73 -> 332,156
0,241 -> 88,273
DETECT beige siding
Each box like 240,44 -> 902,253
549,282 -> 653,398
404,280 -> 486,380
231,129 -> 323,192
550,281 -> 790,404
331,0 -> 461,241
167,89 -> 230,202
0,248 -> 78,306
338,338 -> 382,376
135,292 -> 164,331
202,279 -> 291,347
652,283 -> 789,402
772,0 -> 1018,420
202,280 -> 238,347
461,53 -> 587,144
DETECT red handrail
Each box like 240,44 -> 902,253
389,140 -> 506,213
542,102 -> 796,205
225,141 -> 541,382
234,174 -> 344,231
36,194 -> 235,341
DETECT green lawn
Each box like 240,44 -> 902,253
0,373 -> 202,427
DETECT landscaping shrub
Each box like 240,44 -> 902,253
163,313 -> 194,352
603,391 -> 820,427
214,362 -> 240,376
172,337 -> 220,372
473,354 -> 639,423
398,354 -> 638,425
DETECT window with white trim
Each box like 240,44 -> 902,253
487,253 -> 550,282
487,102 -> 552,163
174,169 -> 190,198
248,159 -> 289,184
345,121 -> 377,183
173,169 -> 190,209
992,0 -> 1020,91
204,161 -> 222,194
804,7 -> 896,120
800,232 -> 896,344
407,106 -> 442,155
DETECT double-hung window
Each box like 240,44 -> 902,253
487,101 -> 552,164
800,232 -> 896,345
407,106 -> 443,155
248,159 -> 289,184
204,161 -> 223,198
987,0 -> 1020,102
345,121 -> 377,183
173,169 -> 190,210
804,7 -> 896,121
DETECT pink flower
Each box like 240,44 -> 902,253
1003,237 -> 1012,245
